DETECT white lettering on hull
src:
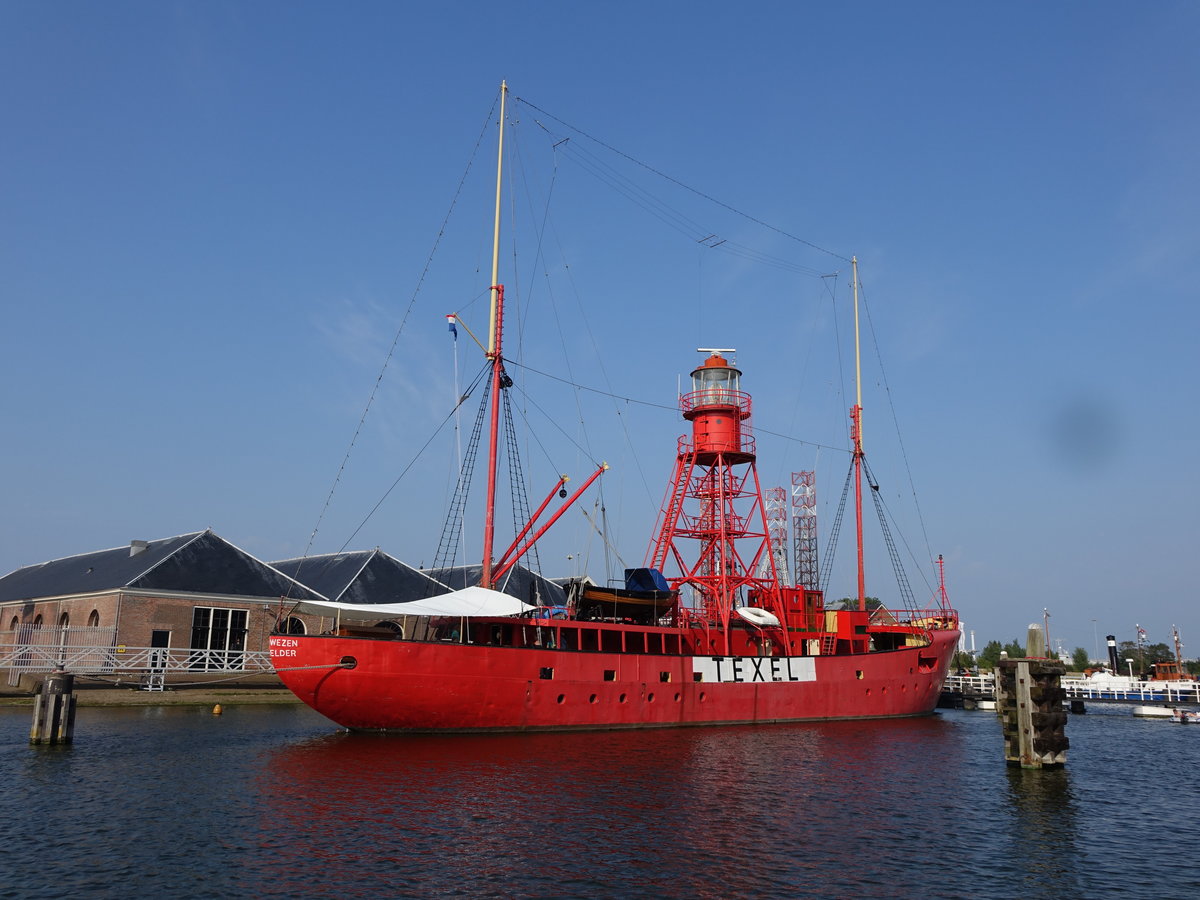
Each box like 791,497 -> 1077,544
692,655 -> 816,684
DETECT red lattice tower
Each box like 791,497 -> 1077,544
648,351 -> 780,629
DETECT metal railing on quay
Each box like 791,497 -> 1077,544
941,672 -> 1200,704
1,641 -> 274,677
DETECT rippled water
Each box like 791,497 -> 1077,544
2,702 -> 1197,898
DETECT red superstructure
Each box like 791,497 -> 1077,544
269,84 -> 960,732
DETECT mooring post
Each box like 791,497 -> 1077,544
29,668 -> 77,745
995,624 -> 1068,768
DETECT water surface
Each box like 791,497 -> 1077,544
2,703 -> 1196,898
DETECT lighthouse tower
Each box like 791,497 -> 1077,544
647,350 -> 782,638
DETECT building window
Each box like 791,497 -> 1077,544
58,612 -> 69,630
189,607 -> 248,670
87,610 -> 100,628
32,614 -> 43,629
282,616 -> 306,635
8,616 -> 17,632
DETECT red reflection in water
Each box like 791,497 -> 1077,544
251,718 -> 959,897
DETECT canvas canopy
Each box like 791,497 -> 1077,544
288,585 -> 536,620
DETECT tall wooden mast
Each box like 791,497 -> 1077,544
480,81 -> 508,590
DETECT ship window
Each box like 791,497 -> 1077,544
603,669 -> 616,682
647,693 -> 655,702
693,672 -> 704,682
626,633 -> 645,654
589,694 -> 597,704
856,670 -> 864,680
539,667 -> 554,680
556,694 -> 565,703
659,671 -> 671,683
618,693 -> 627,703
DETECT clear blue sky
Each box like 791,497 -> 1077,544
2,1 -> 1197,660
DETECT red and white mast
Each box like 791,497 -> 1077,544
850,256 -> 867,611
476,82 -> 605,589
480,81 -> 508,590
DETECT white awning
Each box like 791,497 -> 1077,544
289,585 -> 536,619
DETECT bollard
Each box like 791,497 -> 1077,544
30,670 -> 77,745
995,624 -> 1068,768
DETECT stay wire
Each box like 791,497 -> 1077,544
514,96 -> 851,264
293,91 -> 501,582
858,277 -> 935,571
506,359 -> 847,455
337,364 -> 491,553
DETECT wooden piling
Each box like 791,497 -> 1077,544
30,670 -> 77,745
995,625 -> 1068,768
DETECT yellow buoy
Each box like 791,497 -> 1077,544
212,704 -> 223,716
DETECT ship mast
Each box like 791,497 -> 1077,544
480,81 -> 508,590
850,256 -> 866,611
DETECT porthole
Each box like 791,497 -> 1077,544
855,670 -> 864,680
557,694 -> 566,704
647,693 -> 655,703
618,693 -> 627,703
674,692 -> 681,702
589,694 -> 597,704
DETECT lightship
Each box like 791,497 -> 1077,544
270,84 -> 960,732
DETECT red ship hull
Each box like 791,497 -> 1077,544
271,626 -> 959,733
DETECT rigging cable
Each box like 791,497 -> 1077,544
514,95 -> 852,264
858,277 -> 937,578
340,364 -> 491,555
290,92 -> 501,588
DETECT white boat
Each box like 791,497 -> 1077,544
1171,708 -> 1200,724
1131,705 -> 1173,718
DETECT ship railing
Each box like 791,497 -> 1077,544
0,639 -> 273,678
680,388 -> 752,418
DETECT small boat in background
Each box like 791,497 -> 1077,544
1171,708 -> 1200,724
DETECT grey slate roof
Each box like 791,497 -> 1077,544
271,550 -> 447,605
0,530 -> 324,604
